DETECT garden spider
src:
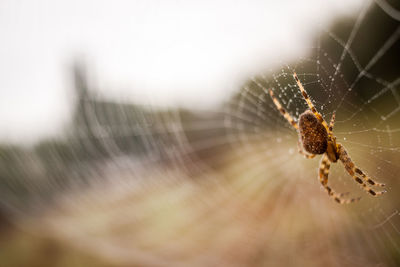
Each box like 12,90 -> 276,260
268,73 -> 386,204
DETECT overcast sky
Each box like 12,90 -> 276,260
0,0 -> 363,143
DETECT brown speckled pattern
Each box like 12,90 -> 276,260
299,110 -> 328,155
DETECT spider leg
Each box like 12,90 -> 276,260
319,154 -> 360,204
268,89 -> 298,130
354,168 -> 385,187
328,112 -> 335,133
337,143 -> 386,196
297,139 -> 316,159
328,112 -> 336,142
293,72 -> 329,131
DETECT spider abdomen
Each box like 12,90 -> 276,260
298,110 -> 328,154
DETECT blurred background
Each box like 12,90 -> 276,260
1,0 -> 400,266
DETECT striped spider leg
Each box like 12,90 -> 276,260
293,72 -> 329,131
319,154 -> 360,204
268,89 -> 315,159
337,144 -> 386,197
268,89 -> 298,130
319,113 -> 361,203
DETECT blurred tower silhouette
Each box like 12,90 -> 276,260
71,60 -> 110,159
70,59 -> 159,160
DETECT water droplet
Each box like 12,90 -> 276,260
381,116 -> 386,121
343,137 -> 347,141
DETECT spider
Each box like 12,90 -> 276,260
268,73 -> 386,204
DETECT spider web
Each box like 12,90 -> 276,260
225,0 -> 400,264
1,0 -> 400,266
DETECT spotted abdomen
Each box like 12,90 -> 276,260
298,110 -> 328,154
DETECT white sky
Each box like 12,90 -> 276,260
0,0 -> 363,144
